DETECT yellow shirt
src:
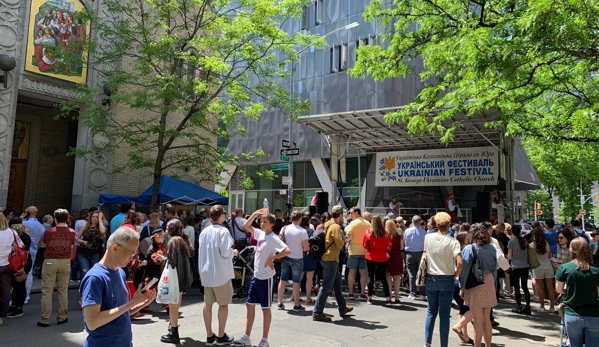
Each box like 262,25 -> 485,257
347,217 -> 370,256
322,220 -> 345,262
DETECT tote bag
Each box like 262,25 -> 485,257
415,238 -> 428,287
156,262 -> 179,304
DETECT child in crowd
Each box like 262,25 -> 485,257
233,209 -> 290,347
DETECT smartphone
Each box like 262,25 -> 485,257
140,277 -> 158,293
25,211 -> 30,219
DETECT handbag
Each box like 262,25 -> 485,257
465,244 -> 485,289
13,271 -> 28,282
527,242 -> 540,269
156,262 -> 179,304
8,231 -> 28,272
415,238 -> 428,287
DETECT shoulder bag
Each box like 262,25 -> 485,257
415,238 -> 428,287
465,244 -> 485,289
9,230 -> 28,272
527,241 -> 541,269
274,226 -> 288,263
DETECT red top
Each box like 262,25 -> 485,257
42,227 -> 75,259
363,231 -> 392,262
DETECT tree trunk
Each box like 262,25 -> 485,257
151,148 -> 165,209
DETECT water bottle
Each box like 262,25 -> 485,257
263,198 -> 269,212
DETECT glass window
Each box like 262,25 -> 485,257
305,161 -> 321,188
293,161 -> 306,189
315,0 -> 323,25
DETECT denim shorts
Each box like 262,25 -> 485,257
281,257 -> 304,283
346,254 -> 367,270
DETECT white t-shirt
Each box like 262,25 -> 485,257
253,228 -> 287,280
198,224 -> 235,287
281,224 -> 308,259
184,225 -> 195,251
233,217 -> 248,240
425,233 -> 461,276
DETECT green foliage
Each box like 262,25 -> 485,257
523,189 -> 553,221
351,0 -> 599,143
523,137 -> 599,219
60,0 -> 314,207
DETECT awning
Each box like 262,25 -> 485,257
99,176 -> 228,205
298,106 -> 501,151
514,138 -> 542,190
298,106 -> 541,190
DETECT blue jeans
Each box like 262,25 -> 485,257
78,252 -> 100,274
565,314 -> 599,347
424,275 -> 454,347
281,257 -> 304,283
313,261 -> 346,317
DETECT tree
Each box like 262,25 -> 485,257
523,137 -> 599,219
350,0 -> 599,143
523,189 -> 552,221
62,0 -> 315,208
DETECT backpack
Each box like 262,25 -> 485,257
309,223 -> 334,261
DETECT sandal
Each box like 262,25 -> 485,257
306,298 -> 315,304
452,327 -> 468,343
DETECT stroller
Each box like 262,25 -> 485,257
232,246 -> 255,298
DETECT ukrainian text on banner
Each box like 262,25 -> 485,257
376,147 -> 499,187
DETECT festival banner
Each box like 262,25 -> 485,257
376,147 -> 499,187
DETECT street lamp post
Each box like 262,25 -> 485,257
287,22 -> 359,214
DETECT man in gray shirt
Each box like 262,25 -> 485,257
404,215 -> 427,300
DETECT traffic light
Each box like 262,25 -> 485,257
537,209 -> 543,216
536,202 -> 542,210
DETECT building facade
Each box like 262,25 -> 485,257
0,0 -> 209,216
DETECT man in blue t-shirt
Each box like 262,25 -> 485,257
110,202 -> 135,236
544,219 -> 558,255
80,227 -> 156,347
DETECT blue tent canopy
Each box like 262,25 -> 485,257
99,176 -> 228,205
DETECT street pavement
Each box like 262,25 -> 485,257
4,278 -> 562,347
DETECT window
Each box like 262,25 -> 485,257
356,37 -> 369,61
341,43 -> 348,71
330,45 -> 341,73
301,6 -> 308,30
315,0 -> 323,25
369,34 -> 376,46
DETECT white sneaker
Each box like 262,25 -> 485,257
408,294 -> 417,300
258,339 -> 269,347
233,335 -> 251,347
534,307 -> 548,313
416,295 -> 427,301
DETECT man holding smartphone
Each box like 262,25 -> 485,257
80,227 -> 156,347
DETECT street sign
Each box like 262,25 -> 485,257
280,154 -> 290,162
282,140 -> 296,148
270,163 -> 289,171
282,176 -> 291,185
279,189 -> 286,195
280,148 -> 299,156
580,209 -> 586,215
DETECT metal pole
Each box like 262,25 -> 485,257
580,180 -> 584,217
288,61 -> 295,213
357,148 -> 362,212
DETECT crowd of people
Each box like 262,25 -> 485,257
1,202 -> 599,347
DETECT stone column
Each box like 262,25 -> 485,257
0,0 -> 26,207
70,0 -> 120,211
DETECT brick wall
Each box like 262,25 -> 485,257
109,56 -> 218,196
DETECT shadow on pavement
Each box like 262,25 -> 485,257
332,316 -> 388,330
